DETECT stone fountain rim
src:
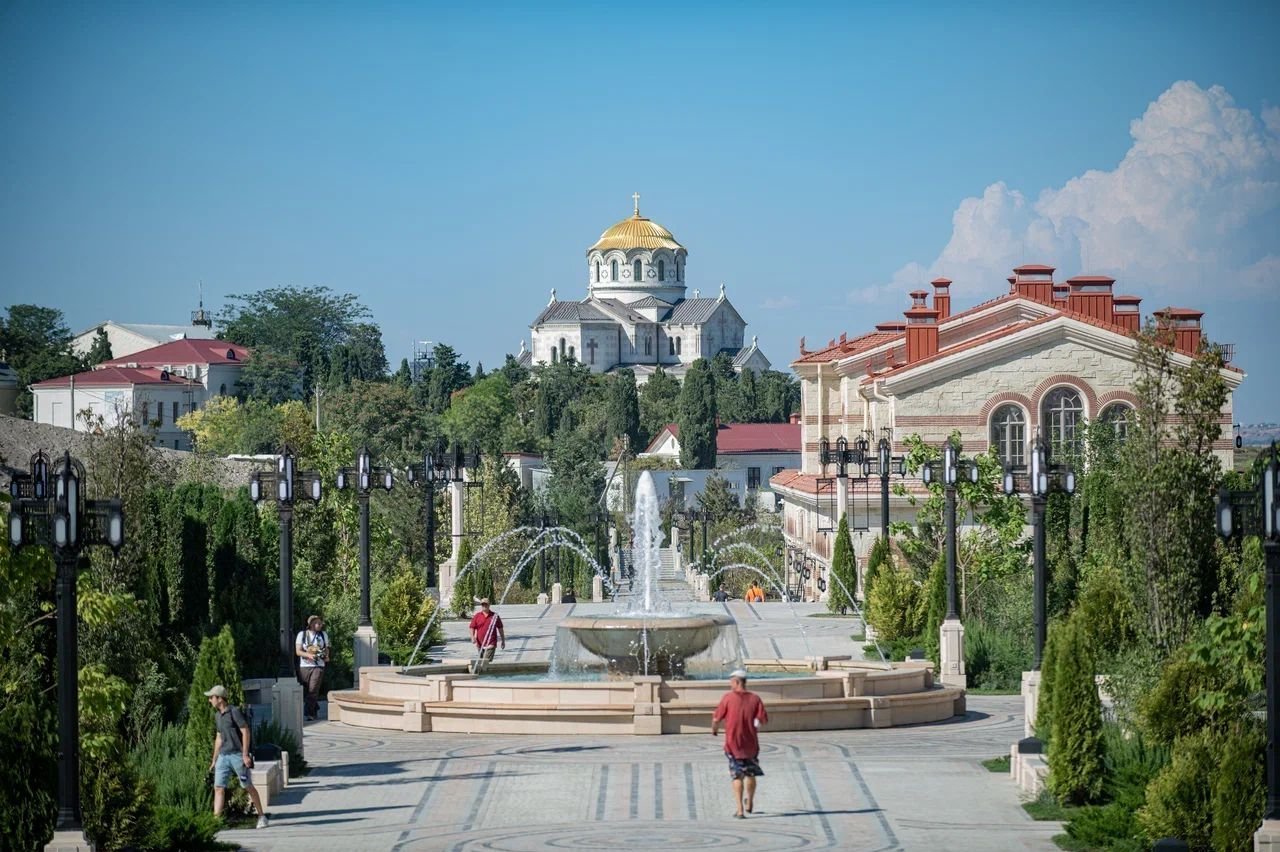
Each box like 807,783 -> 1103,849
559,613 -> 736,630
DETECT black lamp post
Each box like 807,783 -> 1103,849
1001,430 -> 1076,669
406,441 -> 479,587
9,450 -> 123,843
249,446 -> 323,678
1217,441 -> 1280,824
921,438 -> 981,620
863,429 -> 907,542
337,446 -> 395,629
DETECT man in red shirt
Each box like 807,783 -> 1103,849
468,598 -> 505,673
711,668 -> 768,818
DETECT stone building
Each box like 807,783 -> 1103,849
772,264 -> 1245,601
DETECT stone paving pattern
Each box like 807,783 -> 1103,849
221,602 -> 1059,851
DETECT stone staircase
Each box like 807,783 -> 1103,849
617,547 -> 696,603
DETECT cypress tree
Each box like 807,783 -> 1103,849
450,537 -> 476,617
185,625 -> 244,762
922,558 -> 946,666
828,513 -> 855,613
1048,616 -> 1104,804
863,536 -> 890,598
605,368 -> 642,455
677,358 -> 717,468
1037,620 -> 1061,741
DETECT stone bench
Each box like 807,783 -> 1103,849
249,755 -> 287,807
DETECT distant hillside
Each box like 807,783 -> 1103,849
1239,423 -> 1280,446
0,415 -> 257,492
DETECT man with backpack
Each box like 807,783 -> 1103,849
204,685 -> 269,829
295,614 -> 329,721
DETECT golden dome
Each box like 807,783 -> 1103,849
588,199 -> 684,252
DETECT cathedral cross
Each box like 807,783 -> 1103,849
632,192 -> 641,216
585,337 -> 599,365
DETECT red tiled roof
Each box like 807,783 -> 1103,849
33,366 -> 199,388
795,330 -> 900,364
1013,263 -> 1055,273
650,422 -> 801,455
103,338 -> 249,367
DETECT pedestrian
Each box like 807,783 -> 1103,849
711,668 -> 768,819
295,614 -> 328,721
468,597 -> 505,673
745,582 -> 765,603
204,685 -> 269,829
712,585 -> 730,602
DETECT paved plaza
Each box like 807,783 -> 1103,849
222,603 -> 1059,851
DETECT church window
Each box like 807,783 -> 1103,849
658,259 -> 665,280
1042,387 -> 1084,458
586,338 -> 598,365
644,336 -> 652,356
990,405 -> 1026,469
676,338 -> 682,355
668,338 -> 675,356
219,384 -> 226,396
677,261 -> 681,282
633,259 -> 642,282
1100,403 -> 1132,443
551,348 -> 558,364
140,402 -> 149,424
559,338 -> 566,360
595,260 -> 600,282
611,260 -> 618,280
569,345 -> 575,361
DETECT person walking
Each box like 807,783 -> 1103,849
468,598 -> 505,673
204,685 -> 269,829
745,582 -> 765,603
712,585 -> 730,602
711,669 -> 768,819
295,614 -> 328,721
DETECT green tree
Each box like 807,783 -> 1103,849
546,423 -> 604,527
862,536 -> 891,598
85,327 -> 113,366
375,560 -> 443,664
1048,616 -> 1104,805
450,537 -> 477,618
605,368 -> 642,457
392,358 -> 413,387
1036,620 -> 1061,741
677,358 -> 717,468
184,627 -> 244,762
710,352 -> 742,423
756,370 -> 798,423
922,558 -> 947,666
696,472 -> 740,522
828,513 -> 856,613
737,367 -> 760,422
865,561 -> 921,641
0,304 -> 84,416
638,367 -> 680,447
421,343 -> 472,415
441,374 -> 516,458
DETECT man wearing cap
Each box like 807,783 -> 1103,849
468,598 -> 505,673
204,685 -> 269,829
295,614 -> 328,721
711,669 -> 768,819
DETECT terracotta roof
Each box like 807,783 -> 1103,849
1013,264 -> 1056,273
795,330 -> 900,364
33,366 -> 199,388
103,338 -> 249,366
649,422 -> 801,455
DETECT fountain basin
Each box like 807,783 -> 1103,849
328,658 -> 966,735
559,613 -> 737,677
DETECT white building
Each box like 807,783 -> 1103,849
32,338 -> 250,450
773,265 -> 1245,601
73,320 -> 219,361
520,197 -> 772,382
640,421 -> 801,507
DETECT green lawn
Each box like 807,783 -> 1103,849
981,755 -> 1010,773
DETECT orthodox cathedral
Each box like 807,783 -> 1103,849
519,196 -> 771,382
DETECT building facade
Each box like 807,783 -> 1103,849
772,265 -> 1244,601
521,198 -> 771,382
640,421 -> 801,508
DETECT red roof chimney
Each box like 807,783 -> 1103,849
1007,275 -> 1017,293
1066,275 -> 1115,323
789,412 -> 800,425
875,320 -> 906,332
1052,283 -> 1069,304
1012,264 -> 1056,304
1154,307 -> 1204,355
904,290 -> 940,363
931,277 -> 952,320
1112,294 -> 1142,332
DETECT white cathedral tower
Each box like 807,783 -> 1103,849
521,196 -> 771,382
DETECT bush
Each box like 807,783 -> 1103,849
1063,803 -> 1143,850
82,753 -> 152,852
862,536 -> 890,599
1100,723 -> 1168,812
131,724 -> 211,813
866,562 -> 921,642
1036,620 -> 1061,741
184,626 -> 244,764
449,538 -> 476,618
963,620 -> 1031,692
254,717 -> 308,777
1138,728 -> 1216,848
146,807 -> 232,852
1138,649 -> 1220,747
1073,561 -> 1137,661
1048,617 -> 1104,805
375,560 -> 443,665
827,513 -> 855,614
921,558 -> 946,667
1211,721 -> 1265,852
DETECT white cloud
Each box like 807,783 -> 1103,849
761,295 -> 798,310
882,82 -> 1280,305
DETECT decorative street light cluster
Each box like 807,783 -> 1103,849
921,439 -> 981,623
249,446 -> 323,678
405,440 -> 480,587
1217,442 -> 1280,828
336,446 -> 395,631
9,450 -> 124,847
1001,431 -> 1076,669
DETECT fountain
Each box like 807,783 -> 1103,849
554,473 -> 739,678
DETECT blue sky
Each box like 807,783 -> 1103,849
1,1 -> 1277,421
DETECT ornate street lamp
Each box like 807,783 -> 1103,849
405,440 -> 479,591
337,446 -> 395,685
9,450 -> 123,849
863,428 -> 907,542
1217,442 -> 1280,831
920,438 -> 980,686
1001,430 -> 1075,669
249,446 -> 323,678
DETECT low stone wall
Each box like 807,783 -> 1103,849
329,658 -> 965,736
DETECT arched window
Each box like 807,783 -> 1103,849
668,338 -> 675,356
551,347 -> 558,364
676,261 -> 681,282
559,338 -> 566,360
1100,403 -> 1132,443
611,260 -> 618,280
568,345 -> 575,361
658,259 -> 665,280
644,336 -> 652,356
219,384 -> 227,396
676,338 -> 682,355
1042,387 -> 1084,457
990,405 -> 1026,468
594,260 -> 600,282
633,259 -> 642,281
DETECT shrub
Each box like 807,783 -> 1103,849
827,513 -> 855,614
921,558 -> 946,666
184,626 -> 243,764
862,536 -> 890,599
146,807 -> 232,852
866,562 -> 921,642
1063,803 -> 1143,850
1211,721 -> 1265,852
1036,620 -> 1061,741
255,717 -> 308,777
1101,723 -> 1169,812
1048,617 -> 1104,805
375,560 -> 443,665
1073,561 -> 1137,661
82,753 -> 153,852
1138,728 -> 1216,848
131,724 -> 211,813
963,620 -> 1031,692
449,538 -> 476,618
1138,649 -> 1220,747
